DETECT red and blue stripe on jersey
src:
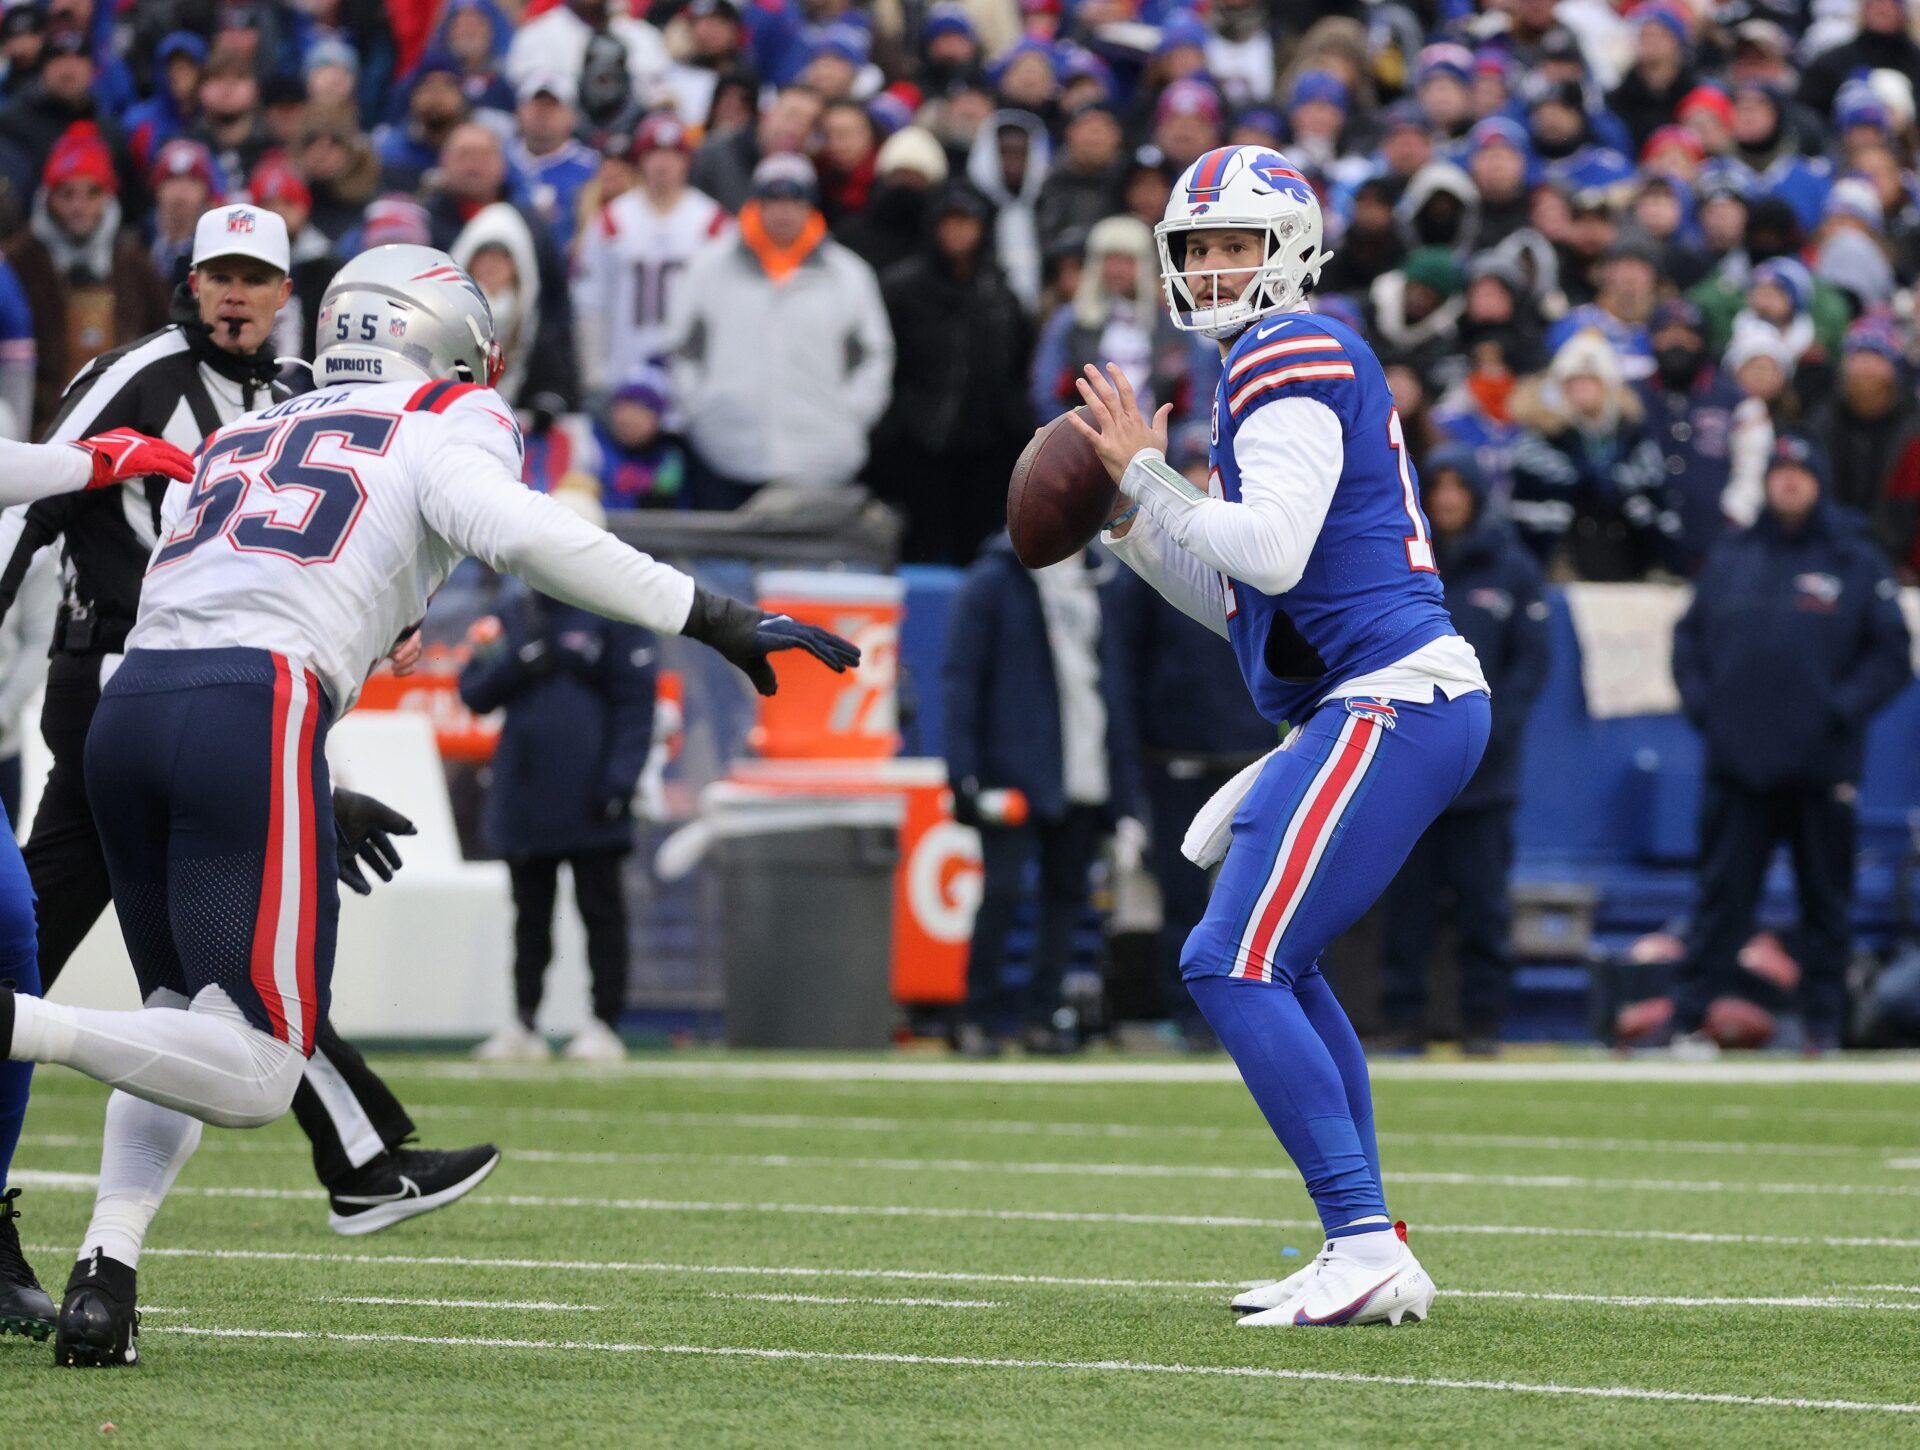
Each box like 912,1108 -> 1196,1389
1209,311 -> 1455,728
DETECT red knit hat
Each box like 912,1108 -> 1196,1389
1676,85 -> 1733,127
249,155 -> 311,212
43,122 -> 117,195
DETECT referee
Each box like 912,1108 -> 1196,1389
0,206 -> 497,1247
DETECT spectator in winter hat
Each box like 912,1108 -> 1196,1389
250,155 -> 336,368
1151,78 -> 1223,171
303,36 -> 361,121
1815,224 -> 1897,316
1119,149 -> 1174,230
590,367 -> 686,509
1676,84 -> 1735,156
1207,0 -> 1274,112
1458,248 -> 1546,373
1278,15 -> 1374,118
1606,2 -> 1696,154
1153,12 -> 1211,82
148,138 -> 224,284
1284,70 -> 1348,172
0,4 -> 42,104
921,2 -> 982,94
662,0 -> 747,126
966,109 -> 1050,308
1370,245 -> 1465,383
874,175 -> 1033,564
0,22 -> 115,202
692,83 -> 824,214
1635,295 -> 1744,570
1034,101 -> 1124,255
123,31 -> 208,178
1804,315 -> 1920,568
512,73 -> 598,253
840,123 -> 949,274
1397,160 -> 1479,254
1547,235 -> 1661,380
1798,0 -> 1920,121
1832,78 -> 1894,156
346,192 -> 433,254
1719,314 -> 1803,527
375,51 -> 469,192
1019,0 -> 1063,44
1471,50 -> 1516,125
297,117 -> 382,242
1057,43 -> 1114,111
1511,327 -> 1678,579
1319,175 -> 1405,299
1466,117 -> 1534,249
1641,124 -> 1706,186
31,123 -> 168,374
1625,174 -> 1710,288
1376,100 -> 1436,197
801,24 -> 871,102
993,38 -> 1058,116
431,0 -> 517,118
1415,43 -> 1475,141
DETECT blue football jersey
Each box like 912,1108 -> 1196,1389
1208,310 -> 1456,727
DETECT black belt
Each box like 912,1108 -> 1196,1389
51,607 -> 133,657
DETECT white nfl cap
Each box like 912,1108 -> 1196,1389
192,203 -> 290,272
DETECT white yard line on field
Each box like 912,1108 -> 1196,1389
1887,1158 -> 1920,1170
18,1175 -> 1920,1249
498,1148 -> 1920,1198
705,1292 -> 1004,1308
151,1325 -> 1920,1415
330,1296 -> 603,1312
35,1242 -> 1920,1314
395,1056 -> 1920,1086
397,1109 -> 1905,1162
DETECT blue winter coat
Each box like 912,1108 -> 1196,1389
942,536 -> 1137,822
1433,509 -> 1550,813
1102,562 -> 1276,769
458,590 -> 658,858
1634,369 -> 1743,574
1673,502 -> 1912,791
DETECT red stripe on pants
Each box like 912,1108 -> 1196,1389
291,668 -> 320,1054
248,654 -> 293,1043
1238,716 -> 1376,980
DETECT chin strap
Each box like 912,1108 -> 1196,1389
273,356 -> 317,381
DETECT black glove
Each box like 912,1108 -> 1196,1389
681,586 -> 862,696
949,779 -> 982,829
333,787 -> 417,896
597,791 -> 631,824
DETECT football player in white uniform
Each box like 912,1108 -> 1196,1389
0,244 -> 859,1366
572,113 -> 731,397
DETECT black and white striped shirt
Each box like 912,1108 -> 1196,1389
0,293 -> 282,651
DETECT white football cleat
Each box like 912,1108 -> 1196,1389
1230,1246 -> 1329,1313
472,1021 -> 551,1062
1237,1228 -> 1434,1328
562,1018 -> 628,1063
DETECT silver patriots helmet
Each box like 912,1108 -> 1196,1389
313,244 -> 504,388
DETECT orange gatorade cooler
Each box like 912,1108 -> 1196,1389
751,571 -> 903,759
727,758 -> 979,1003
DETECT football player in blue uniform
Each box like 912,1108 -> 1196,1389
1068,145 -> 1491,1328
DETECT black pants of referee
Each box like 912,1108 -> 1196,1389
29,652 -> 414,1189
1675,774 -> 1854,1044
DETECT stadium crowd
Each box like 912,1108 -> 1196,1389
0,0 -> 1914,583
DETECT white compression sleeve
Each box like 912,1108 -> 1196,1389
1118,396 -> 1344,596
81,1089 -> 203,1269
1105,508 -> 1229,637
10,985 -> 304,1130
0,436 -> 91,507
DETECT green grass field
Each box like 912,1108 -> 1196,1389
6,1051 -> 1920,1447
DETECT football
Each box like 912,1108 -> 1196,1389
1007,406 -> 1117,568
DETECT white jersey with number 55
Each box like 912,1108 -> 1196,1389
131,377 -> 697,711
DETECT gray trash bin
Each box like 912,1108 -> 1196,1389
696,791 -> 901,1049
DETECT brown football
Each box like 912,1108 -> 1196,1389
1006,406 -> 1117,568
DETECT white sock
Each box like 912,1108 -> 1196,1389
1334,1217 -> 1403,1268
10,987 -> 303,1129
78,1090 -> 203,1270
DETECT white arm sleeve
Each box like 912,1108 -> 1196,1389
0,438 -> 92,506
1105,509 -> 1229,638
1120,395 -> 1343,596
417,437 -> 697,635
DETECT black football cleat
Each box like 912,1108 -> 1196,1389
0,1188 -> 54,1342
327,1142 -> 500,1237
54,1250 -> 138,1368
